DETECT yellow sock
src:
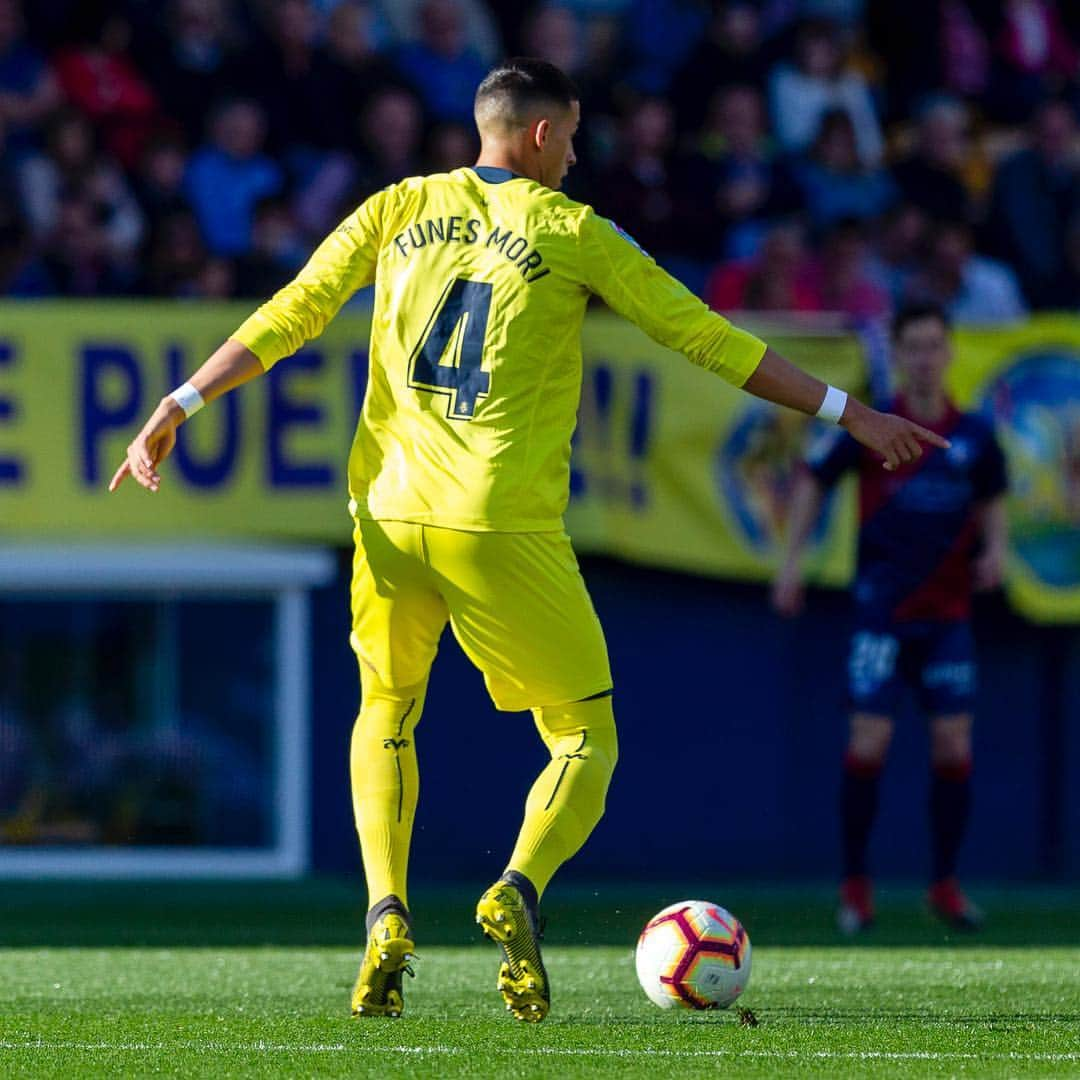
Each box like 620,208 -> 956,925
506,696 -> 618,898
350,670 -> 426,911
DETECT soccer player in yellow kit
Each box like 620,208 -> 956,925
110,58 -> 946,1023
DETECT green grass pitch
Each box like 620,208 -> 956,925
2,881 -> 1079,1078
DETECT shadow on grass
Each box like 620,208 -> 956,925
2,880 -> 1079,949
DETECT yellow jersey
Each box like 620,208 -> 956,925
232,166 -> 765,532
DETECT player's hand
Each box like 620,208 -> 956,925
841,399 -> 950,471
973,547 -> 1005,591
108,398 -> 184,494
771,562 -> 805,618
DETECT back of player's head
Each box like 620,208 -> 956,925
474,57 -> 578,133
892,301 -> 951,342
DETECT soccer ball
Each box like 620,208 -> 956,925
635,900 -> 751,1010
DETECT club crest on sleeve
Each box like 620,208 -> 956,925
609,219 -> 649,256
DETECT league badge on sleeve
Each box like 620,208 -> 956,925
609,219 -> 650,257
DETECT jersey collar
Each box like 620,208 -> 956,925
471,165 -> 525,184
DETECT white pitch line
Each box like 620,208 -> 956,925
2,1041 -> 1080,1063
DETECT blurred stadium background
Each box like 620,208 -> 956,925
1,0 -> 1080,910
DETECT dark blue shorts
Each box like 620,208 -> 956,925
846,620 -> 976,716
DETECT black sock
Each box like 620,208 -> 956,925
841,754 -> 882,878
366,893 -> 411,935
930,761 -> 972,881
501,869 -> 539,915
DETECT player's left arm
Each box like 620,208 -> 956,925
971,427 -> 1010,591
973,496 -> 1008,591
578,210 -> 949,471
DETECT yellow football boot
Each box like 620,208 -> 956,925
475,881 -> 549,1022
350,911 -> 415,1018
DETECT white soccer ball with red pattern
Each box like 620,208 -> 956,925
635,900 -> 751,1010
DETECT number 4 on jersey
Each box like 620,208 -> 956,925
408,277 -> 492,420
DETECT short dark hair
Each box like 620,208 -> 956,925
892,301 -> 951,341
474,57 -> 578,130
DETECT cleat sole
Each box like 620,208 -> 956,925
476,885 -> 550,1023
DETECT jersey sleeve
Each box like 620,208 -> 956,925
577,209 -> 766,386
230,186 -> 395,368
971,422 -> 1009,501
805,425 -> 861,488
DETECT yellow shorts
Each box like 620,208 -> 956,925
349,518 -> 612,712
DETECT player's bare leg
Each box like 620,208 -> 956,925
838,713 -> 893,935
926,713 -> 981,929
350,671 -> 426,1017
477,695 -> 618,1022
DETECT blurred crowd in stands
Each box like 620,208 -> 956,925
1,0 -> 1079,319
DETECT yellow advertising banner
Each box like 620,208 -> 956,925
0,302 -> 863,587
568,312 -> 864,584
950,318 -> 1080,623
0,301 -> 367,541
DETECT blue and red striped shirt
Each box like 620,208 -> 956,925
808,398 -> 1007,622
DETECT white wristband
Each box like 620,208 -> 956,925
816,385 -> 848,425
169,382 -> 205,418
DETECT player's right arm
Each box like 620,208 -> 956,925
577,209 -> 948,470
771,429 -> 859,617
772,471 -> 824,617
109,339 -> 263,493
109,186 -> 396,493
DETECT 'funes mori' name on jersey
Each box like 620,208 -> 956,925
390,216 -> 550,283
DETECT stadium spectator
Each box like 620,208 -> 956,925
0,193 -> 47,295
234,196 -> 307,297
907,219 -> 1028,323
867,1 -> 990,120
184,99 -> 283,257
679,84 -> 800,261
376,0 -> 501,63
789,109 -> 896,230
594,97 -> 693,273
192,255 -> 236,298
323,1 -> 403,132
132,133 -> 191,237
52,11 -> 158,169
519,5 -> 622,192
350,85 -> 424,196
1061,213 -> 1080,307
138,0 -> 250,145
424,120 -> 478,174
0,0 -> 1072,318
769,17 -> 883,167
984,0 -> 1079,123
393,0 -> 488,125
39,192 -> 130,295
706,220 -> 821,313
670,2 -> 770,135
518,4 -> 622,118
17,110 -> 144,276
623,0 -> 711,94
809,217 -> 891,319
520,6 -> 584,78
941,0 -> 992,101
140,208 -> 209,296
0,0 -> 61,157
985,97 -> 1080,307
247,0 -> 341,153
891,96 -> 976,224
868,202 -> 931,306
